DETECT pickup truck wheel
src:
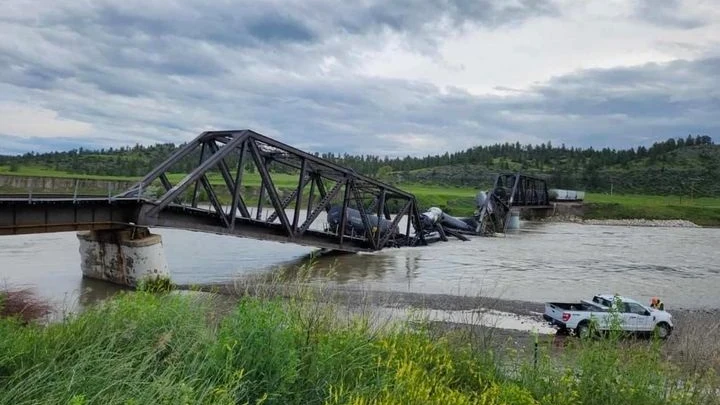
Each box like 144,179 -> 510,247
654,322 -> 671,340
576,322 -> 592,339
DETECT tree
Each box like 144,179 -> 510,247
376,165 -> 394,180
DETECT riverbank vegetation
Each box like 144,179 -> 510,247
1,274 -> 719,405
0,288 -> 51,324
580,194 -> 720,227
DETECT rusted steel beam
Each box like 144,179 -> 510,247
306,173 -> 316,221
0,199 -> 141,236
246,130 -> 415,199
207,139 -> 250,219
191,142 -> 207,208
376,189 -> 386,248
292,158 -> 307,230
200,174 -> 229,228
351,182 -> 376,249
379,198 -> 412,249
266,175 -> 310,224
298,180 -> 343,235
247,138 -> 293,237
229,139 -> 249,230
337,178 -> 351,247
145,131 -> 249,218
117,133 -> 207,198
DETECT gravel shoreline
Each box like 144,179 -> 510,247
540,216 -> 700,228
183,282 -> 720,372
191,282 -> 709,333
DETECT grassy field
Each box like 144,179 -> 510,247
0,165 -> 301,188
0,165 -> 139,181
583,193 -> 720,226
585,193 -> 720,208
2,273 -> 719,405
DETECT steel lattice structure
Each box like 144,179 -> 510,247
0,133 -> 555,250
113,130 -> 426,251
473,172 -> 551,235
492,172 -> 550,207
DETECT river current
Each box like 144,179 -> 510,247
1,221 -> 719,312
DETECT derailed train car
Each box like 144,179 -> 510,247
325,173 -> 534,244
326,205 -> 399,238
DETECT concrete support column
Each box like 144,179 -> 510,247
77,227 -> 169,287
506,208 -> 521,230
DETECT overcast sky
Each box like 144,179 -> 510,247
1,0 -> 718,156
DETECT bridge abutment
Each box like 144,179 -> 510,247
77,227 -> 169,287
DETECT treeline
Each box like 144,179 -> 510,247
325,134 -> 714,174
0,134 -> 716,195
1,135 -> 713,176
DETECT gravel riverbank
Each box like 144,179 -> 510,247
133,282 -> 720,374
541,216 -> 700,228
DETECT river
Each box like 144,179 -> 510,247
1,220 -> 719,313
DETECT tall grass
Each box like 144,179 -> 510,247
1,270 -> 718,404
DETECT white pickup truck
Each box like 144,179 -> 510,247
543,294 -> 674,339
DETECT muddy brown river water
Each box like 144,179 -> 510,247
2,220 -> 719,315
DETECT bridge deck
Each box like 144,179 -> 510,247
0,197 -> 140,235
0,197 -> 380,252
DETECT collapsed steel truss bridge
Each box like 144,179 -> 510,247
0,130 -> 426,252
0,130 -> 552,252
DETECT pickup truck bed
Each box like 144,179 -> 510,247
546,302 -> 603,312
543,301 -> 605,330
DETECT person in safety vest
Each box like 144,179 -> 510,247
650,297 -> 665,310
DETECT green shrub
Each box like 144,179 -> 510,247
136,275 -> 175,293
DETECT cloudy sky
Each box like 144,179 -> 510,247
1,0 -> 718,156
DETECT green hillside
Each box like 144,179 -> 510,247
1,135 -> 716,196
385,143 -> 720,197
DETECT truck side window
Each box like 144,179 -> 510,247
626,303 -> 649,315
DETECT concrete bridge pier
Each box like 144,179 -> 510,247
76,227 -> 169,287
506,208 -> 521,230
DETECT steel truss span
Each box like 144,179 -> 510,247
115,130 -> 427,252
0,131 -> 553,252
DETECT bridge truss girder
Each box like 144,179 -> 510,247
117,130 -> 426,252
493,172 -> 550,207
473,172 -> 551,235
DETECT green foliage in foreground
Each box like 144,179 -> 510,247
1,291 -> 718,405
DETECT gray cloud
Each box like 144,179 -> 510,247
0,0 -> 717,158
633,0 -> 708,29
533,58 -> 720,117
